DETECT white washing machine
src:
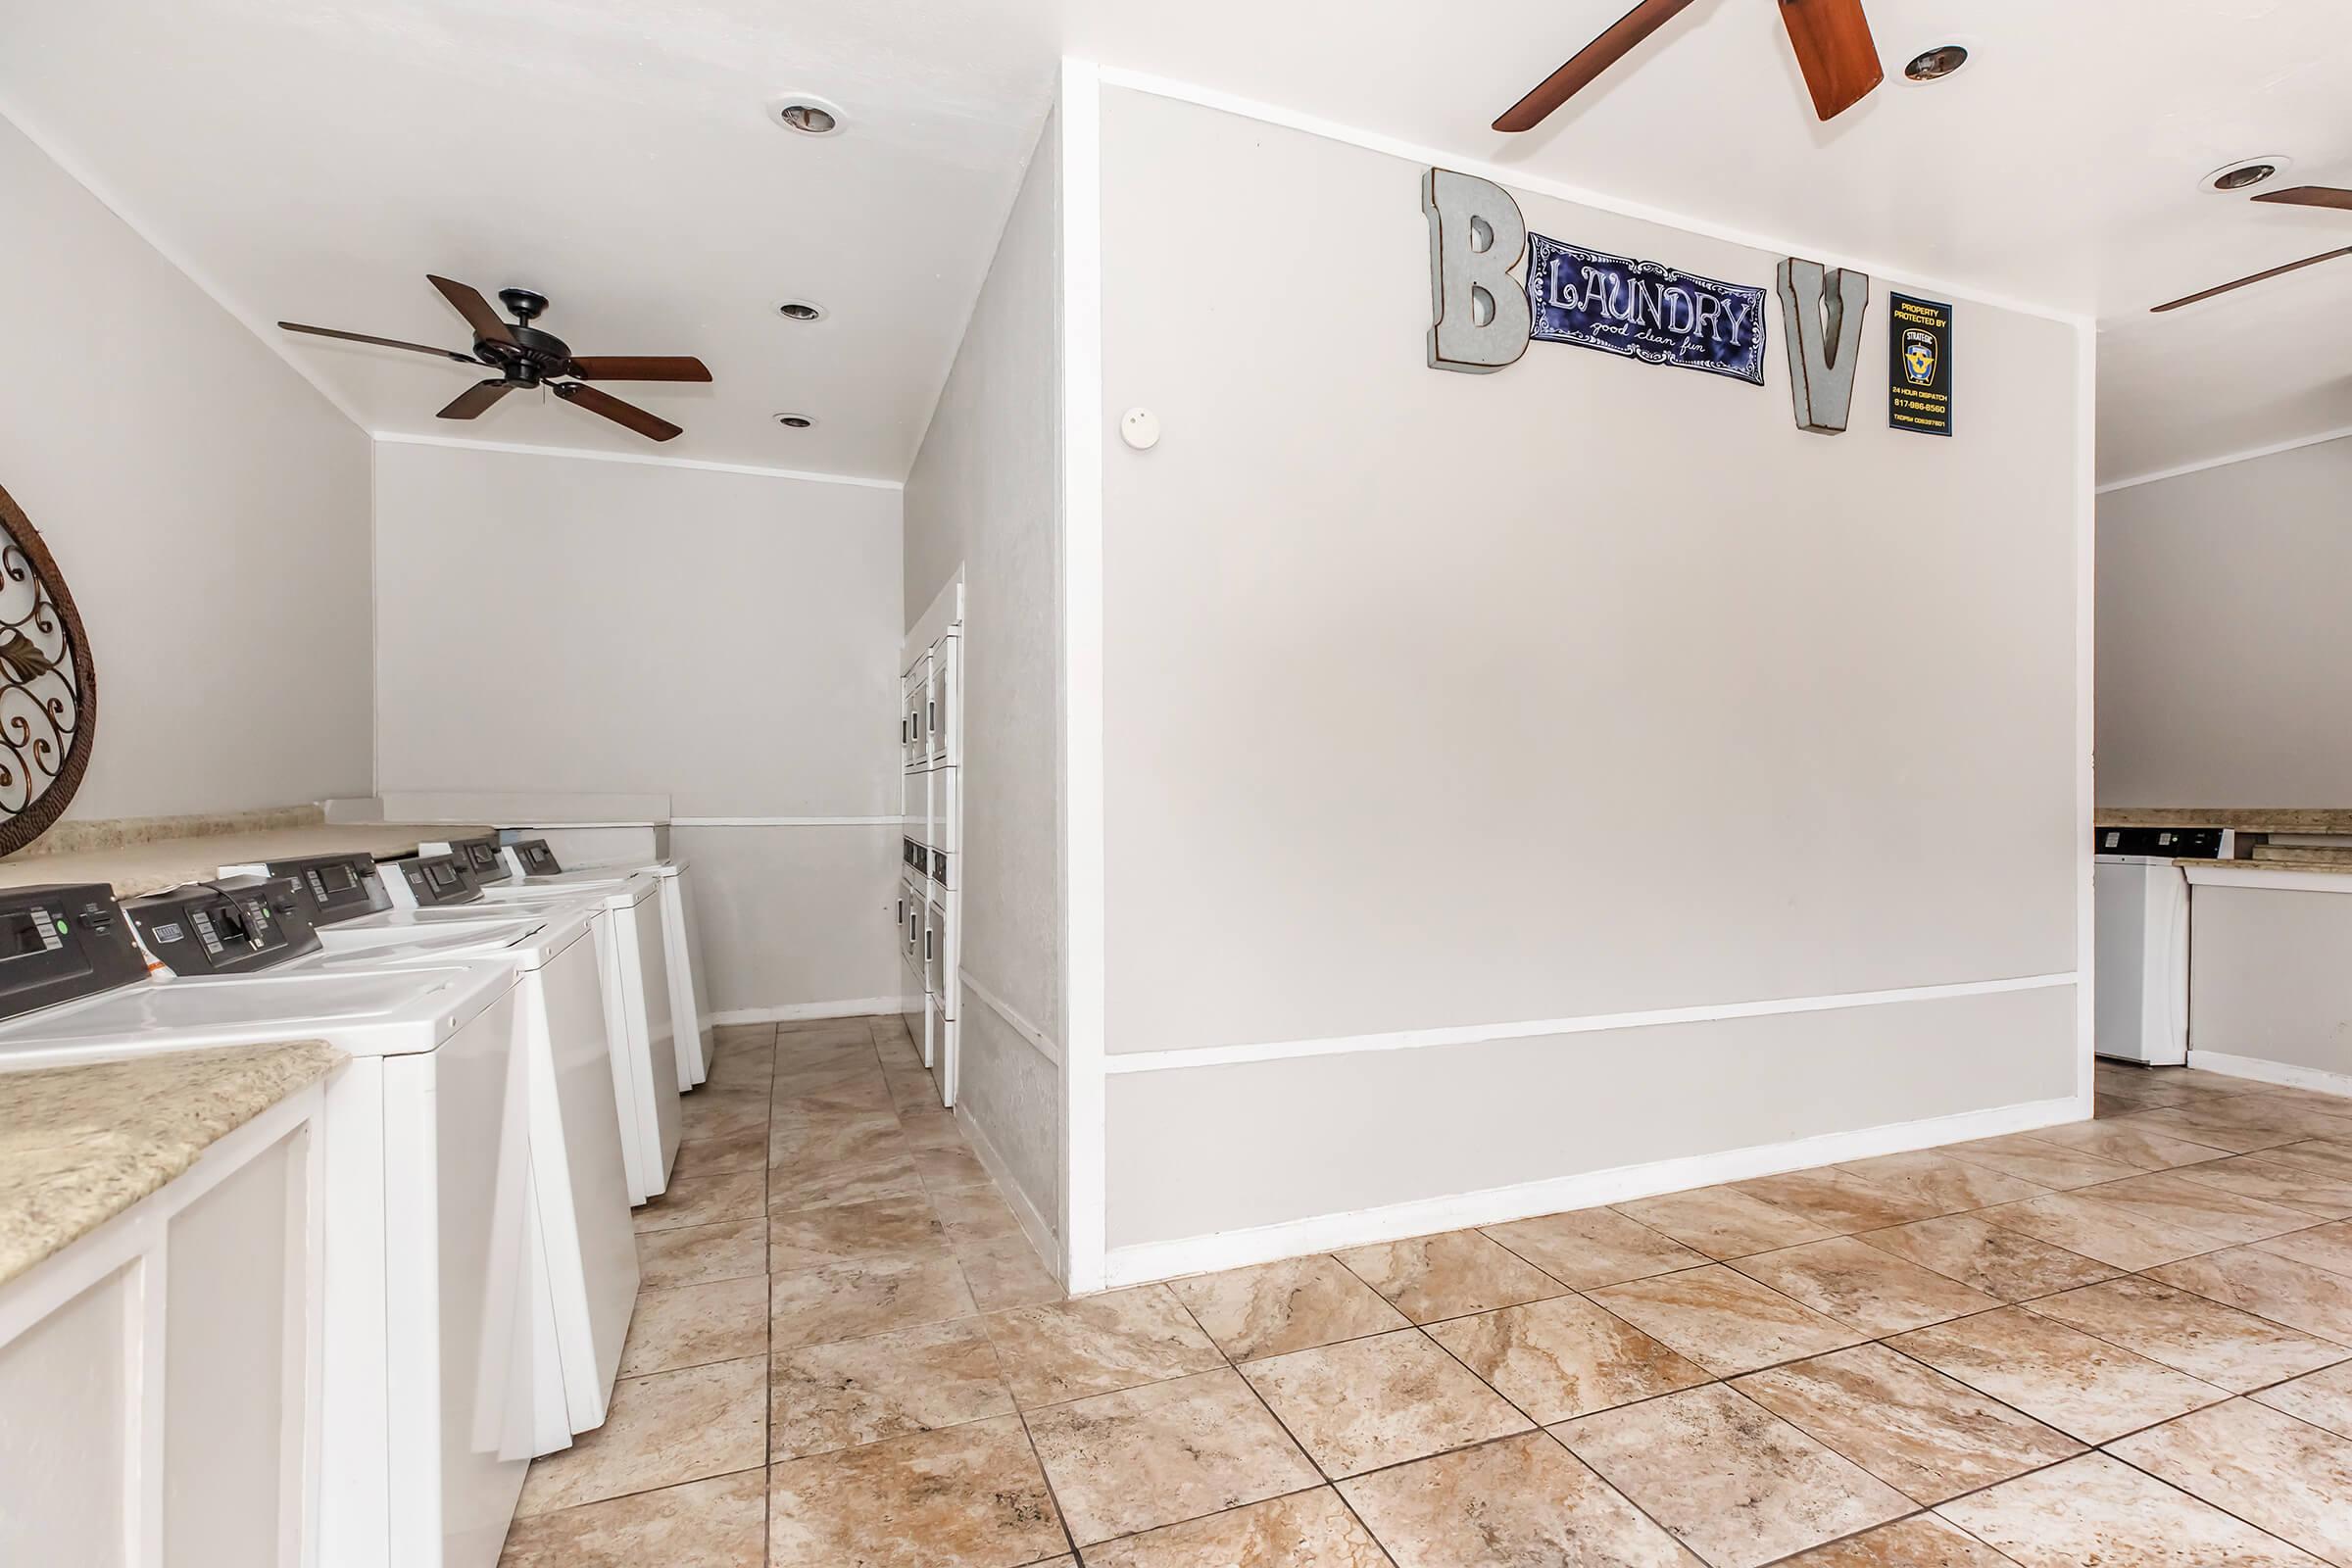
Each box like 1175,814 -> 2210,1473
150,884 -> 638,1451
351,853 -> 680,1201
0,905 -> 532,1568
441,835 -> 712,1091
2093,824 -> 2230,1066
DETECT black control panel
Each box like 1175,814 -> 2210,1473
390,852 -> 482,906
446,834 -> 512,885
509,837 -> 564,877
259,852 -> 391,927
2094,826 -> 2229,858
0,883 -> 149,1021
125,876 -> 319,977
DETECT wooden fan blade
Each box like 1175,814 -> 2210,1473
279,321 -> 478,364
2150,246 -> 2352,313
564,356 -> 712,382
551,381 -> 681,442
437,379 -> 516,419
427,274 -> 516,345
1779,0 -> 1883,121
1494,0 -> 1700,132
2253,186 -> 2352,212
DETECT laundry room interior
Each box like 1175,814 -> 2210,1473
3,4 -> 2351,1567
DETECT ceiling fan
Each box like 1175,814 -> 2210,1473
279,275 -> 710,441
1494,0 -> 1884,134
2151,186 -> 2352,313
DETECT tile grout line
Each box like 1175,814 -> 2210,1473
2093,1401 -> 2352,1563
592,1050 -> 2349,1562
1161,1256 -> 1720,1562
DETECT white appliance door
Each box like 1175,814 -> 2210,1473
524,936 -> 639,1435
631,893 -> 680,1184
662,866 -> 713,1087
381,992 -> 531,1568
610,896 -> 681,1194
2094,858 -> 2190,1066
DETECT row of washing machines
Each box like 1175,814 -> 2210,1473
0,832 -> 715,1568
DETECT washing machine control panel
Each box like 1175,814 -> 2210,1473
125,875 -> 320,977
384,852 -> 482,908
506,837 -> 564,877
444,834 -> 513,885
0,883 -> 149,1020
253,853 -> 392,927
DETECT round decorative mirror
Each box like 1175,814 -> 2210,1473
0,484 -> 95,856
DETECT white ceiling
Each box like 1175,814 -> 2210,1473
3,0 -> 2346,485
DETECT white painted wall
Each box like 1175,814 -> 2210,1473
1091,87 -> 2087,1260
370,441 -> 904,1013
2097,435 -> 2352,807
902,115 -> 1066,1242
2188,882 -> 2352,1092
0,113 -> 371,821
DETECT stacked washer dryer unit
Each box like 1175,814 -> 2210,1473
365,849 -> 681,1203
205,853 -> 638,1454
0,879 -> 533,1568
900,578 -> 963,1105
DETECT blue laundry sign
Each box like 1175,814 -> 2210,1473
1526,234 -> 1767,386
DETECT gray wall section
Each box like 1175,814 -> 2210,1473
1094,88 -> 2083,1250
669,825 -> 903,1016
2189,884 -> 2352,1082
372,443 -> 903,817
2096,435 -> 2352,807
1106,984 -> 2077,1248
370,441 -> 905,1014
0,114 -> 372,820
902,114 -> 1065,1237
955,1002 -> 1064,1237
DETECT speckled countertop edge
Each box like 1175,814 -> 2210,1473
0,1042 -> 341,1288
2101,807 -> 2352,833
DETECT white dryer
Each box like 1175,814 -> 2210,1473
156,889 -> 639,1452
0,917 -> 533,1568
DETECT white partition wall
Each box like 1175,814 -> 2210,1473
971,67 -> 2095,1294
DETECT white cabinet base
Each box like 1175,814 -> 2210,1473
0,1086 -> 325,1568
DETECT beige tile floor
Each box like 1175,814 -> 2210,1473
501,1041 -> 2352,1567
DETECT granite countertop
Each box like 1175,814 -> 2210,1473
0,821 -> 493,899
2102,807 -> 2352,833
2180,858 -> 2352,876
0,1042 -> 341,1286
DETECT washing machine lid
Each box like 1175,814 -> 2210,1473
326,898 -> 600,931
308,906 -> 591,970
475,875 -> 652,910
511,861 -> 672,888
0,962 -> 511,1067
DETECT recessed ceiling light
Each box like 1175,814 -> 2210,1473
2205,156 -> 2292,194
1902,44 -> 1969,81
774,413 -> 815,429
776,299 -> 827,322
766,94 -> 844,136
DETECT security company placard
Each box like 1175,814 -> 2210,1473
1526,234 -> 1767,386
1888,293 -> 1953,436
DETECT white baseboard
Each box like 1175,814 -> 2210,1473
2187,1050 -> 2352,1101
1100,1091 -> 2087,1290
710,997 -> 903,1026
956,1102 -> 1066,1283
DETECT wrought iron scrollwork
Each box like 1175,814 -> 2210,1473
0,485 -> 95,856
